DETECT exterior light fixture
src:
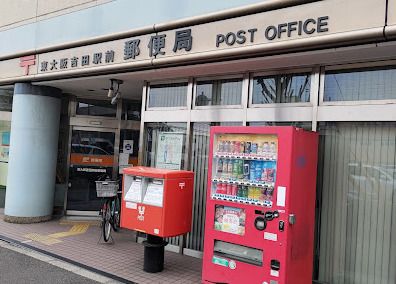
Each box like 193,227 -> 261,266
107,85 -> 114,98
107,79 -> 123,98
111,91 -> 121,105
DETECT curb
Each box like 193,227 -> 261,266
0,234 -> 137,284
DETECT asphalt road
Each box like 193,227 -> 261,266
0,246 -> 100,284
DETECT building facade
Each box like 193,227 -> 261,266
0,0 -> 396,283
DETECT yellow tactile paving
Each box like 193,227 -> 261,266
23,223 -> 90,245
59,220 -> 100,226
23,233 -> 62,245
48,224 -> 89,238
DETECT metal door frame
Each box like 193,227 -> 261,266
64,124 -> 119,216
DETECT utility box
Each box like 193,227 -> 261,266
121,166 -> 194,238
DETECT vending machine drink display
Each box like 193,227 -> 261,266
121,166 -> 194,273
202,126 -> 318,284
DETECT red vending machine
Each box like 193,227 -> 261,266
202,126 -> 318,284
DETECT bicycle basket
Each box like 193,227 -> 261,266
95,181 -> 119,197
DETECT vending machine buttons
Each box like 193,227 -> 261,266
264,210 -> 279,221
279,221 -> 285,232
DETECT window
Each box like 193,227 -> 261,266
186,121 -> 242,252
76,99 -> 117,117
147,82 -> 188,108
71,130 -> 115,155
248,121 -> 312,130
252,73 -> 310,104
122,100 -> 141,120
195,78 -> 242,107
0,120 -> 11,207
317,122 -> 396,284
324,66 -> 396,102
0,90 -> 13,112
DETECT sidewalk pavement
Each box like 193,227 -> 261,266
0,209 -> 202,284
0,240 -> 114,284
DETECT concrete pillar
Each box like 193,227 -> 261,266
4,83 -> 61,223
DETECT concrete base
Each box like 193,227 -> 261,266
3,214 -> 52,224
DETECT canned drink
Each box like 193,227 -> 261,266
215,183 -> 221,194
232,160 -> 239,180
270,142 -> 277,159
217,158 -> 223,178
231,184 -> 237,196
259,188 -> 266,201
254,187 -> 261,199
230,141 -> 235,154
217,141 -> 223,153
248,187 -> 255,199
244,186 -> 249,197
234,141 -> 241,154
222,141 -> 228,153
228,159 -> 234,179
222,159 -> 229,178
265,187 -> 274,199
249,161 -> 256,181
263,142 -> 270,158
261,167 -> 268,182
267,168 -> 275,182
257,142 -> 264,155
251,143 -> 258,154
215,183 -> 220,194
238,160 -> 244,179
245,142 -> 251,154
223,141 -> 228,153
240,141 -> 245,154
255,161 -> 263,182
264,168 -> 271,182
227,141 -> 232,154
237,185 -> 243,197
243,161 -> 250,180
221,183 -> 227,194
226,183 -> 232,195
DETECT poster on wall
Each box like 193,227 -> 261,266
0,146 -> 9,162
155,132 -> 184,170
2,132 -> 10,146
214,205 -> 246,236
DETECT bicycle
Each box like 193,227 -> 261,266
95,179 -> 121,242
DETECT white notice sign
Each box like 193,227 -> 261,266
155,132 -> 184,170
119,153 -> 130,174
277,186 -> 286,207
143,181 -> 164,207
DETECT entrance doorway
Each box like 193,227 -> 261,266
67,127 -> 117,212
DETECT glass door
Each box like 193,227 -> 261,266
67,127 -> 116,212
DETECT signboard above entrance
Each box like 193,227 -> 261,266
38,15 -> 330,75
0,0 -> 387,83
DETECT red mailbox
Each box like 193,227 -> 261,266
121,166 -> 194,238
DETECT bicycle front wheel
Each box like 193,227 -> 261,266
102,200 -> 112,242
